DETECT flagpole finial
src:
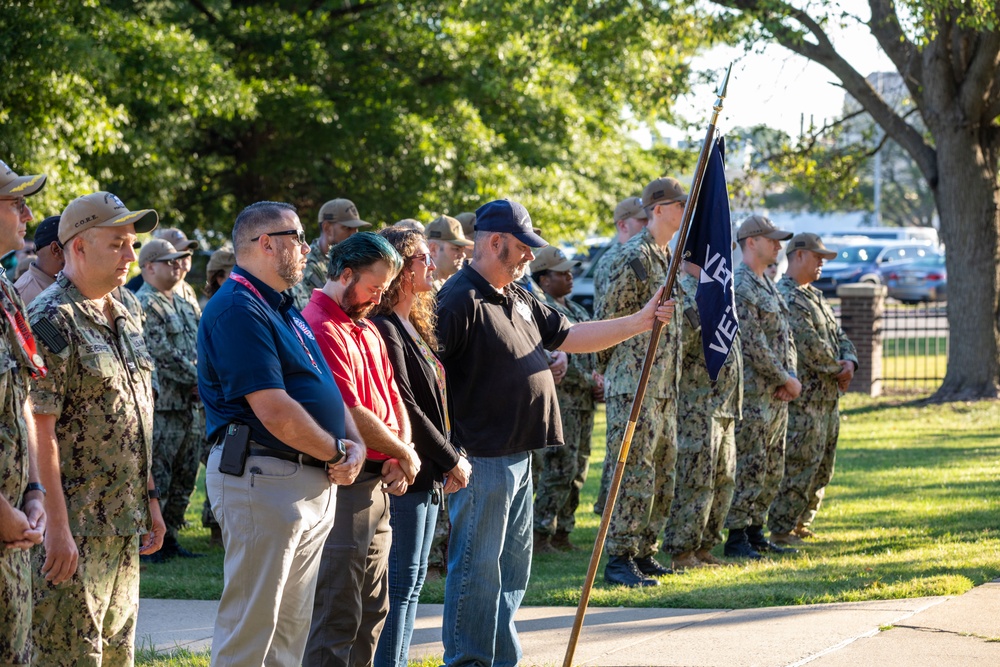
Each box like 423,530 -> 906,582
714,63 -> 733,113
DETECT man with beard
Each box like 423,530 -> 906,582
301,232 -> 421,667
29,191 -> 166,665
769,233 -> 856,545
136,239 -> 205,562
291,198 -> 372,310
435,199 -> 675,667
199,201 -> 364,666
724,215 -> 799,559
425,215 -> 474,295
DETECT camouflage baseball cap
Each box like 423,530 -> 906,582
530,246 -> 580,274
393,218 -> 425,233
786,232 -> 837,259
736,214 -> 793,241
206,248 -> 236,273
426,215 -> 474,247
0,160 -> 46,198
318,198 -> 371,228
614,197 -> 648,223
139,238 -> 191,265
58,192 -> 159,245
454,212 -> 476,237
642,177 -> 688,208
155,227 -> 198,251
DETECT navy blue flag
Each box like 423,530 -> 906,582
683,136 -> 738,381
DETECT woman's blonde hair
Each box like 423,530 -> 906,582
375,228 -> 438,349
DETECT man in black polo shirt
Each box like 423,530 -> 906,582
436,199 -> 675,667
198,201 -> 364,667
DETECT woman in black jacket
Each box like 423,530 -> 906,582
371,228 -> 471,667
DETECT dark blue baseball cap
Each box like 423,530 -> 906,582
33,215 -> 61,249
474,199 -> 547,248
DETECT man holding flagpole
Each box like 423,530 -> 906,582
596,177 -> 686,587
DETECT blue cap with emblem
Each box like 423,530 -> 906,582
474,199 -> 547,249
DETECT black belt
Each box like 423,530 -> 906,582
247,444 -> 327,470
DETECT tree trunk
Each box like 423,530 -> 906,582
930,124 -> 1000,401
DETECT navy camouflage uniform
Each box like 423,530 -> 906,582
290,239 -> 328,311
596,228 -> 680,559
28,274 -> 156,666
725,263 -> 796,531
769,275 -> 857,534
663,272 -> 743,555
533,293 -> 597,538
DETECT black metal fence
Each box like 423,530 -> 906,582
879,303 -> 949,391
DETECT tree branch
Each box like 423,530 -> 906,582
867,0 -> 922,106
958,30 -> 1000,122
187,0 -> 218,24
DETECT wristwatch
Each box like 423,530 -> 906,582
148,487 -> 161,500
25,482 -> 46,496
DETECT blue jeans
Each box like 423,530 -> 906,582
443,452 -> 533,667
374,490 -> 438,667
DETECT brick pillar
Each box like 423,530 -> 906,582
836,283 -> 885,397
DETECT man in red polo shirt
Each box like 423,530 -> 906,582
301,232 -> 420,667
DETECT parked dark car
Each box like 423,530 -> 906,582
882,253 -> 947,303
813,241 -> 937,296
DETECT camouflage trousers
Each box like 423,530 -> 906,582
32,535 -> 140,667
769,400 -> 840,534
533,408 -> 595,536
1,546 -> 31,665
603,394 -> 677,558
426,496 -> 449,570
663,414 -> 736,554
152,406 -> 205,538
726,397 -> 787,530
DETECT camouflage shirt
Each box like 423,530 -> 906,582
777,275 -> 858,403
136,283 -> 200,410
596,228 -> 680,399
0,274 -> 36,509
28,273 -> 155,536
733,262 -> 797,398
543,292 -> 597,412
290,238 -> 328,311
591,240 -> 623,321
678,271 -> 743,418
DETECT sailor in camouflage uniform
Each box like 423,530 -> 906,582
663,263 -> 743,569
529,247 -> 599,553
724,215 -> 799,559
137,238 -> 206,561
596,177 -> 685,587
769,234 -> 857,545
153,227 -> 202,311
29,192 -> 166,666
591,196 -> 648,514
0,162 -> 48,667
290,198 -> 372,310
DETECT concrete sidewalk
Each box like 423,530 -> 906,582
137,579 -> 1000,666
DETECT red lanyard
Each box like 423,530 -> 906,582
228,273 -> 320,371
0,282 -> 46,378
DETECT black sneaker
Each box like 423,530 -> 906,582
161,533 -> 207,559
724,528 -> 764,560
747,525 -> 797,555
139,551 -> 170,564
634,555 -> 674,576
604,555 -> 660,587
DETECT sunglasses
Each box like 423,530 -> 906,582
154,258 -> 183,267
251,229 -> 307,245
410,253 -> 430,264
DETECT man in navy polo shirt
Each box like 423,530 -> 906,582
435,199 -> 676,667
198,201 -> 364,667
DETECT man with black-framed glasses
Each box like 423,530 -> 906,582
136,238 -> 206,563
0,159 -> 48,667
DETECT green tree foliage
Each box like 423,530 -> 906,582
1,0 -> 723,243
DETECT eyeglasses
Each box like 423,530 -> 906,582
1,197 -> 28,214
154,258 -> 182,267
251,229 -> 307,245
410,253 -> 430,264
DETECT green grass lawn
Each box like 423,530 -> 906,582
138,393 -> 1000,663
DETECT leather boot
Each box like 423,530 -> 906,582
771,531 -> 806,547
724,528 -> 763,559
533,531 -> 558,555
604,555 -> 660,587
209,525 -> 223,548
794,523 -> 816,538
672,551 -> 705,570
747,525 -> 796,554
694,549 -> 728,566
634,554 -> 674,576
550,531 -> 580,552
